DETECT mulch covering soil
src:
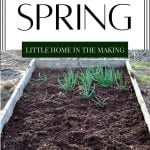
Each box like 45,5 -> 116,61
1,67 -> 150,150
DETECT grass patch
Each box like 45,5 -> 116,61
0,80 -> 17,108
133,73 -> 150,84
131,62 -> 150,84
131,62 -> 150,69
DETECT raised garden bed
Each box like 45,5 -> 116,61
1,59 -> 150,149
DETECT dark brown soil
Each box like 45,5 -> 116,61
1,67 -> 150,150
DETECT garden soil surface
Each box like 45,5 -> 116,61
1,68 -> 150,150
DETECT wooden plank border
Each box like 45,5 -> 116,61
0,59 -> 36,133
126,61 -> 150,133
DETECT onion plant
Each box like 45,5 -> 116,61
58,68 -> 77,91
31,72 -> 47,82
79,69 -> 95,99
93,66 -> 114,87
114,70 -> 126,90
92,96 -> 108,109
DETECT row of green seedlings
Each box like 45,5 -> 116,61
58,66 -> 126,108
